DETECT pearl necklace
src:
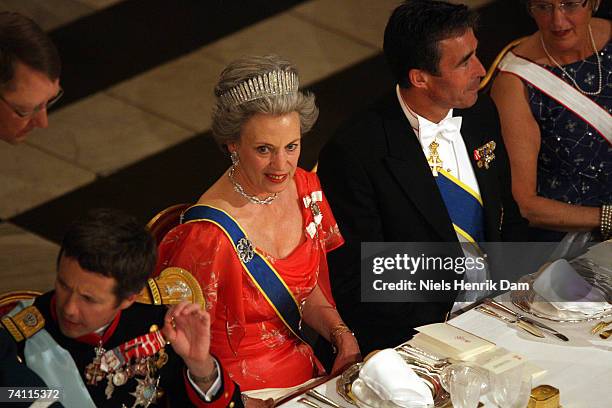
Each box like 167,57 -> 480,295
540,24 -> 602,96
228,165 -> 278,205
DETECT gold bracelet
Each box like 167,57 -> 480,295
190,363 -> 218,384
600,205 -> 612,241
330,323 -> 354,353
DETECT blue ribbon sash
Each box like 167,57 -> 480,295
435,169 -> 485,244
6,301 -> 97,408
181,205 -> 306,343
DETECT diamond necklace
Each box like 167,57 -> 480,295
228,165 -> 278,205
540,24 -> 602,96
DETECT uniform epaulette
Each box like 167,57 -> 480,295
136,267 -> 205,308
0,305 -> 45,342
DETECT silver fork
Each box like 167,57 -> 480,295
305,390 -> 342,408
298,398 -> 322,408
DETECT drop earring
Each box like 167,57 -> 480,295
230,151 -> 239,166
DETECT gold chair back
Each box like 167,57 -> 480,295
479,36 -> 529,91
147,203 -> 191,246
0,290 -> 42,316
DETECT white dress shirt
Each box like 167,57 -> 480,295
395,86 -> 490,310
395,85 -> 480,195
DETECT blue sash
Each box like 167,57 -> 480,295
181,205 -> 306,343
435,169 -> 484,244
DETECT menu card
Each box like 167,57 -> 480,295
411,323 -> 495,360
407,323 -> 545,378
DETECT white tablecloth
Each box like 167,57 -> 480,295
450,303 -> 612,408
280,304 -> 612,408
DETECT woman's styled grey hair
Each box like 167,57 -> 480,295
211,55 -> 319,150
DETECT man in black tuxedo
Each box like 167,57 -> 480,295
318,0 -> 527,355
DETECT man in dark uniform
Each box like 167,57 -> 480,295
318,0 -> 527,355
0,329 -> 64,407
1,209 -> 242,408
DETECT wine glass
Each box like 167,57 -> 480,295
441,363 -> 490,408
490,364 -> 532,408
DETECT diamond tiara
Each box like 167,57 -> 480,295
219,70 -> 299,107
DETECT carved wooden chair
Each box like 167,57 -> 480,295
146,203 -> 191,245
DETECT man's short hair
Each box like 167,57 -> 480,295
0,12 -> 61,87
58,208 -> 156,302
383,0 -> 478,88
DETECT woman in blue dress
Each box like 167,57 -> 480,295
491,0 -> 610,241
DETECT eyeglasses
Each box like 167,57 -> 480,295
528,0 -> 589,16
0,88 -> 64,119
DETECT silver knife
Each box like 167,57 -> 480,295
483,299 -> 569,342
476,306 -> 545,338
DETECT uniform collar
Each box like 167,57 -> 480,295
50,293 -> 122,346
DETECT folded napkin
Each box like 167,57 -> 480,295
355,349 -> 433,408
532,259 -> 612,315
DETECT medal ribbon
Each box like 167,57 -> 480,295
100,330 -> 166,373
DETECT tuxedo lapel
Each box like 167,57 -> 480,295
456,108 -> 501,240
382,102 -> 456,242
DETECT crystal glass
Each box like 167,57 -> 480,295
490,364 -> 532,408
440,363 -> 490,408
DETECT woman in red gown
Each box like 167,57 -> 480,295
156,55 -> 361,392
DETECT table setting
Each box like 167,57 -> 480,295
279,241 -> 612,408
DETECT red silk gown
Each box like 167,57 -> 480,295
155,168 -> 344,391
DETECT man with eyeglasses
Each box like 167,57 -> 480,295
0,12 -> 62,144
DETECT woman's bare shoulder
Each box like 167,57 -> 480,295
592,18 -> 611,45
512,32 -> 546,63
197,173 -> 233,208
197,193 -> 234,215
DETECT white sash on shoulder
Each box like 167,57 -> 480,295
498,51 -> 611,143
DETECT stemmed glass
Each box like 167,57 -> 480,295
489,364 -> 532,408
440,363 -> 490,408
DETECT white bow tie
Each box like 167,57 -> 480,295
419,116 -> 462,144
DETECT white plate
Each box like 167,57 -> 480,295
511,259 -> 612,322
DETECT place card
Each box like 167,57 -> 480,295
470,347 -> 546,378
411,323 -> 495,360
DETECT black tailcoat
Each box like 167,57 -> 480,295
318,93 -> 527,354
